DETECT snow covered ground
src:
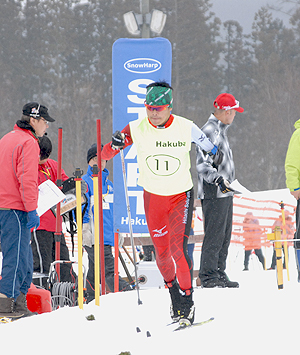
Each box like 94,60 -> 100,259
1,243 -> 299,355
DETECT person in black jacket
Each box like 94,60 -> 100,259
196,93 -> 244,288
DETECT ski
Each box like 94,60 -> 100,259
0,317 -> 12,324
166,320 -> 179,326
173,317 -> 214,332
0,314 -> 26,323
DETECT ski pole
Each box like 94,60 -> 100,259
119,250 -> 135,285
120,148 -> 142,305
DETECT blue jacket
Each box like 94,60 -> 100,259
82,165 -> 114,246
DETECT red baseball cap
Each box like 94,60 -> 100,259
213,93 -> 244,113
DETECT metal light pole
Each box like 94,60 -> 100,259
123,0 -> 166,38
140,0 -> 150,38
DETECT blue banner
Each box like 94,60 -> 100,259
112,37 -> 172,233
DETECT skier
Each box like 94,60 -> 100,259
101,81 -> 222,326
0,102 -> 55,319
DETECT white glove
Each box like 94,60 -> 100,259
82,223 -> 93,248
118,233 -> 125,248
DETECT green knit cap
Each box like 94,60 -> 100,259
145,86 -> 173,108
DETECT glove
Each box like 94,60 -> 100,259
81,180 -> 88,195
212,148 -> 223,166
27,210 -> 40,229
215,176 -> 235,194
208,145 -> 223,166
111,130 -> 125,150
82,223 -> 93,248
118,233 -> 125,248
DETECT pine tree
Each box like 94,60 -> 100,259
0,0 -> 23,130
245,7 -> 300,190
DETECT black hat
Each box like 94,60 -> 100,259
22,102 -> 55,122
39,135 -> 52,160
87,143 -> 103,163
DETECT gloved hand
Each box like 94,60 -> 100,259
118,233 -> 125,248
81,180 -> 88,195
111,130 -> 125,150
215,176 -> 235,194
82,223 -> 93,248
208,145 -> 223,166
27,210 -> 40,229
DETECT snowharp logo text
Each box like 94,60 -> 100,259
124,58 -> 161,74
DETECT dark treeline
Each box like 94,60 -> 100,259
1,0 -> 300,192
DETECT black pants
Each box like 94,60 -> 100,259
31,230 -> 76,287
244,249 -> 265,268
84,244 -> 131,302
199,196 -> 233,282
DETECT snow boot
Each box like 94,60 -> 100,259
165,279 -> 181,322
179,289 -> 195,326
14,292 -> 37,317
201,278 -> 225,288
0,293 -> 24,319
219,273 -> 239,288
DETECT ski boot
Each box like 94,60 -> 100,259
165,279 -> 181,322
179,289 -> 195,326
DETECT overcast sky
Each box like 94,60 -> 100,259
210,0 -> 294,34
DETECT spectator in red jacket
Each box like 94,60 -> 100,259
0,102 -> 54,319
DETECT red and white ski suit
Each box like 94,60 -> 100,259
102,114 -> 213,291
